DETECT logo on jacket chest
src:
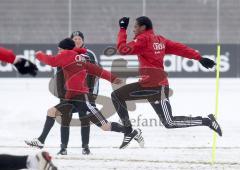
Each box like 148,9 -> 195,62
153,42 -> 165,54
75,54 -> 87,66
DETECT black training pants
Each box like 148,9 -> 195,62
59,97 -> 95,148
111,82 -> 204,133
0,154 -> 27,170
56,94 -> 108,128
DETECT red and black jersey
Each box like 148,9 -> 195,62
117,29 -> 202,87
36,49 -> 117,99
0,47 -> 16,64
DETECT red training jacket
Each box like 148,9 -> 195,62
117,29 -> 202,87
36,48 -> 117,99
0,47 -> 16,64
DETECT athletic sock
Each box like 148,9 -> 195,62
81,125 -> 90,148
61,126 -> 69,148
125,127 -> 133,135
38,116 -> 55,143
202,117 -> 211,126
111,122 -> 126,133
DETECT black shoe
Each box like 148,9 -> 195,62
82,147 -> 91,155
120,129 -> 141,149
57,148 -> 67,155
208,114 -> 222,136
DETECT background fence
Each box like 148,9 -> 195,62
0,0 -> 239,77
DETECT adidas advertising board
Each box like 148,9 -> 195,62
0,44 -> 239,78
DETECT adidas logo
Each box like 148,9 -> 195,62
212,121 -> 218,129
124,136 -> 131,142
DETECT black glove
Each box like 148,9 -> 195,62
119,17 -> 129,29
199,58 -> 216,69
14,58 -> 38,76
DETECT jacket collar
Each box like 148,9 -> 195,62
135,29 -> 154,38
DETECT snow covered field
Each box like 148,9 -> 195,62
0,78 -> 240,170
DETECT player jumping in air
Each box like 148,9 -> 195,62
111,16 -> 222,149
25,38 -> 143,150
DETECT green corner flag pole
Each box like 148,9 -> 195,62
211,44 -> 221,164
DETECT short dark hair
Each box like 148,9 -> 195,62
58,38 -> 75,50
70,31 -> 84,41
136,16 -> 153,30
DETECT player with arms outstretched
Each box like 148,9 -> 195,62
25,38 -> 143,149
111,16 -> 222,149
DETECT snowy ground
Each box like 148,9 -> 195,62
0,78 -> 240,170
